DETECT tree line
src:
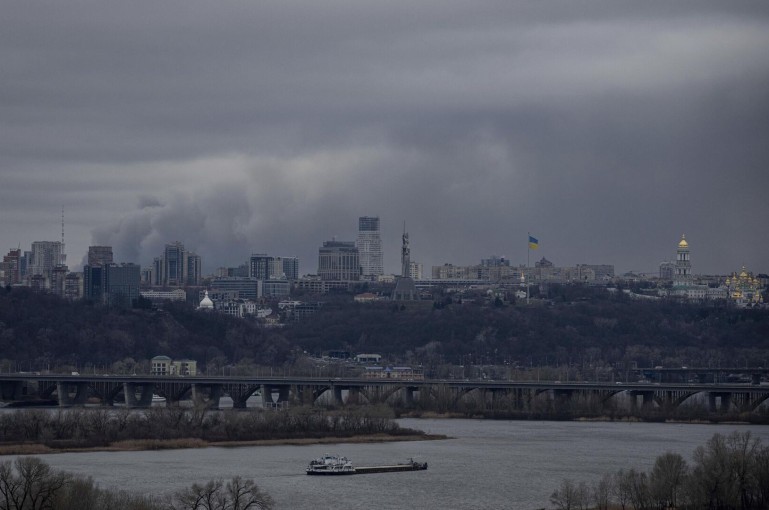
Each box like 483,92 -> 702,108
0,406 -> 422,448
1,285 -> 768,374
0,456 -> 272,510
549,431 -> 769,510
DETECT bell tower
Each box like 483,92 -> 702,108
674,234 -> 692,286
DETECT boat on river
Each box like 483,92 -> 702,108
306,455 -> 427,476
306,454 -> 355,475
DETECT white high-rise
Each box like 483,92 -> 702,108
29,241 -> 65,278
356,216 -> 383,279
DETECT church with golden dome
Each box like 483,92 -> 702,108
725,267 -> 764,307
670,234 -> 713,300
665,234 -> 764,307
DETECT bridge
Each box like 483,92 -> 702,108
1,374 -> 768,414
631,367 -> 769,385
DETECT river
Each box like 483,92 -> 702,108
8,419 -> 769,509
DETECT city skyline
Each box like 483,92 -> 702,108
2,2 -> 768,276
2,227 -> 764,280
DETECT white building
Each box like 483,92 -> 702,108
28,241 -> 65,284
141,289 -> 187,302
409,261 -> 423,280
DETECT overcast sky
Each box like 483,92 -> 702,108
2,1 -> 768,276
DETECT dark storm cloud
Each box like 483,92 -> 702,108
2,1 -> 768,274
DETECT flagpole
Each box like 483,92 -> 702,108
527,232 -> 530,304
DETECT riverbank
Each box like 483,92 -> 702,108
0,432 -> 447,456
397,409 -> 769,424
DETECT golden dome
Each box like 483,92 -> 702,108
678,234 -> 688,248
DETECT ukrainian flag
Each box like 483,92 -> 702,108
528,235 -> 539,250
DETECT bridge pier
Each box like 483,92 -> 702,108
261,384 -> 291,409
332,385 -> 343,406
347,387 -> 362,405
191,383 -> 222,409
293,384 -> 317,406
56,382 -> 90,407
708,392 -> 733,413
514,388 -> 530,410
628,390 -> 655,411
123,382 -> 154,408
402,387 -> 415,406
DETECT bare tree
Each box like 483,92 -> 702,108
171,478 -> 272,510
0,457 -> 71,510
225,476 -> 273,510
755,444 -> 769,509
550,479 -> 578,510
612,469 -> 632,510
591,473 -> 613,510
626,469 -> 652,510
650,451 -> 688,509
726,430 -> 761,510
691,432 -> 733,509
171,480 -> 226,510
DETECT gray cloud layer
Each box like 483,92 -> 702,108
2,1 -> 768,274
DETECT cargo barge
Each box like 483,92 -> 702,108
306,454 -> 427,476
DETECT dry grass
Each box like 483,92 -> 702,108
0,434 -> 446,456
0,444 -> 55,456
109,438 -> 210,451
209,433 -> 447,448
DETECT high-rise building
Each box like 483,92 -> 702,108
64,272 -> 83,300
83,246 -> 114,298
150,242 -> 201,287
151,257 -> 163,286
249,254 -> 272,280
83,265 -> 104,302
104,263 -> 141,307
20,251 -> 32,280
279,256 -> 299,280
356,216 -> 383,279
409,261 -> 423,280
185,252 -> 202,286
50,265 -> 68,297
87,246 -> 114,267
249,254 -> 299,281
318,241 -> 360,281
162,242 -> 185,286
1,249 -> 21,286
28,241 -> 65,282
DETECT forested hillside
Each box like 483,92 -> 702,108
1,286 -> 767,373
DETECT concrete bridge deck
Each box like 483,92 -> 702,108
1,374 -> 767,413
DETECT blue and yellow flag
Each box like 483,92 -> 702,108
528,235 -> 539,250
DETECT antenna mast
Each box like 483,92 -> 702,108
60,207 -> 66,265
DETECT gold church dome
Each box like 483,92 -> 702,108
678,234 -> 688,248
